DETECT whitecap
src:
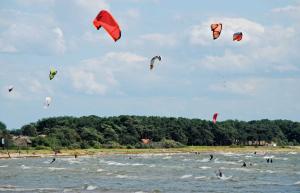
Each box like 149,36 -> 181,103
116,175 -> 128,179
48,167 -> 66,171
195,176 -> 207,179
217,175 -> 232,180
162,156 -> 172,159
20,165 -> 31,169
294,181 -> 300,185
97,168 -> 104,172
180,174 -> 193,179
0,165 -> 8,168
199,166 -> 211,169
198,158 -> 210,162
86,185 -> 97,190
288,152 -> 297,155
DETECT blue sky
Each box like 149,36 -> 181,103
1,0 -> 300,129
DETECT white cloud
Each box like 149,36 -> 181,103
140,33 -> 178,47
52,27 -> 66,54
199,50 -> 251,71
69,52 -> 147,95
75,0 -> 110,13
272,5 -> 300,13
210,78 -> 262,95
71,70 -> 108,95
0,10 -> 66,54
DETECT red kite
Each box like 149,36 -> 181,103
93,10 -> 121,42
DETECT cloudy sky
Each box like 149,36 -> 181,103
1,0 -> 300,129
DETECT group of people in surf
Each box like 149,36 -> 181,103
206,152 -> 274,178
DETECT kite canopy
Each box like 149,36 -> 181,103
8,85 -> 14,92
93,10 -> 121,42
49,68 -> 57,80
150,56 -> 161,70
211,23 -> 222,40
44,97 -> 52,108
213,113 -> 218,124
233,32 -> 243,41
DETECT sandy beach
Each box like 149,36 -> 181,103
1,146 -> 299,159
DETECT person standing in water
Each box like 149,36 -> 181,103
242,162 -> 247,167
50,158 -> 56,164
209,154 -> 213,161
217,169 -> 223,177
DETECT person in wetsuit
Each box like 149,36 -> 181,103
242,162 -> 247,167
209,154 -> 213,161
50,158 -> 56,164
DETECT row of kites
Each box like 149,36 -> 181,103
7,10 -> 243,123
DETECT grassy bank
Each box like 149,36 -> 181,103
0,146 -> 299,159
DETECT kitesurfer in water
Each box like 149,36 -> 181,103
209,154 -> 213,161
242,162 -> 247,167
50,158 -> 56,164
217,169 -> 223,177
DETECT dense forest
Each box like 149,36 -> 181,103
1,115 -> 300,150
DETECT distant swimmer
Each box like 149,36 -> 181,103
50,158 -> 56,164
209,154 -> 213,161
74,154 -> 78,159
266,158 -> 270,163
242,162 -> 247,167
270,159 -> 273,163
254,152 -> 257,155
217,169 -> 223,177
129,157 -> 132,159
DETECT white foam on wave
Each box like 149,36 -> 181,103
288,152 -> 297,155
263,155 -> 274,159
198,158 -> 210,162
194,176 -> 207,179
180,174 -> 193,179
97,168 -> 104,172
100,160 -> 146,167
0,165 -> 8,168
20,165 -> 31,169
183,159 -> 191,162
214,159 -> 239,165
116,175 -> 129,179
294,181 -> 300,185
162,156 -> 172,160
48,167 -> 66,171
199,166 -> 211,169
86,185 -> 97,190
217,175 -> 232,180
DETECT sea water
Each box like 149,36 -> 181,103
0,152 -> 299,193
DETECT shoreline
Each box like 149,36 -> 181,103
0,146 -> 299,159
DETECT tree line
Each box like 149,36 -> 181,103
1,115 -> 300,149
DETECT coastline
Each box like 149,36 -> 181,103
0,146 -> 299,159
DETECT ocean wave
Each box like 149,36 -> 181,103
194,176 -> 207,180
48,167 -> 66,171
199,166 -> 211,169
100,160 -> 146,167
84,185 -> 97,190
180,174 -> 193,179
97,168 -> 104,172
198,158 -> 210,162
214,159 -> 239,165
0,165 -> 8,168
20,165 -> 31,169
294,181 -> 300,185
